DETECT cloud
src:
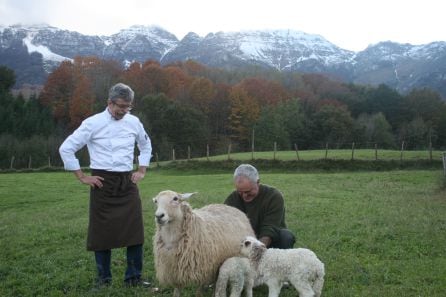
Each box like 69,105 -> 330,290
0,0 -> 53,25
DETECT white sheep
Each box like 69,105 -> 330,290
214,256 -> 254,297
239,236 -> 325,297
152,190 -> 255,297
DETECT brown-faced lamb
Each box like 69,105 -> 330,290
235,236 -> 325,297
152,190 -> 255,297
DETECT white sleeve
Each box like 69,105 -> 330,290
59,121 -> 92,171
136,121 -> 152,167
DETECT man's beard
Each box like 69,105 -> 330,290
113,112 -> 126,120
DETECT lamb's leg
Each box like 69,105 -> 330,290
312,276 -> 324,297
244,278 -> 254,297
173,287 -> 181,297
290,280 -> 315,297
215,274 -> 229,297
229,280 -> 244,297
266,280 -> 282,297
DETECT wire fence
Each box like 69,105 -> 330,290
154,141 -> 443,162
1,140 -> 445,171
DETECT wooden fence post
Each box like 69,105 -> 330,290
273,142 -> 277,160
10,156 -> 15,169
351,142 -> 355,160
251,129 -> 255,160
206,144 -> 210,161
429,129 -> 432,162
429,141 -> 433,162
187,146 -> 191,160
400,141 -> 405,162
325,143 -> 328,160
227,143 -> 232,160
294,143 -> 300,161
375,143 -> 378,161
172,148 -> 176,161
48,156 -> 51,168
156,153 -> 159,167
28,156 -> 32,169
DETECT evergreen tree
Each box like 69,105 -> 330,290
254,106 -> 290,151
0,65 -> 16,92
311,105 -> 354,148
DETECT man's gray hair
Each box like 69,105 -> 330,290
234,164 -> 259,183
109,83 -> 134,103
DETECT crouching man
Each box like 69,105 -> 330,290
224,164 -> 296,249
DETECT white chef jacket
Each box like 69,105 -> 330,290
59,109 -> 152,172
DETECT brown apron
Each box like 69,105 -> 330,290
87,169 -> 144,251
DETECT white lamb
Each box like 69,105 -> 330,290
214,256 -> 254,297
237,236 -> 325,297
152,190 -> 255,297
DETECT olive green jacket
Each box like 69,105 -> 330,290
224,184 -> 287,242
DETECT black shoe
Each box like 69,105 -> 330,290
124,277 -> 151,288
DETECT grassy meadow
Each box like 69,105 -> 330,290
0,166 -> 445,296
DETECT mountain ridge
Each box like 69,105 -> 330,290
1,23 -> 445,98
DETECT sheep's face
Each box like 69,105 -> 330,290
241,236 -> 265,257
152,190 -> 196,225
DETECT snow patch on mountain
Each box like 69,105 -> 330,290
230,29 -> 354,69
112,25 -> 178,48
22,33 -> 71,62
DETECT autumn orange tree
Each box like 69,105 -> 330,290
188,77 -> 215,114
228,85 -> 260,148
238,77 -> 290,105
40,57 -> 102,131
69,75 -> 95,129
39,61 -> 74,127
140,60 -> 170,96
121,62 -> 144,99
164,65 -> 192,100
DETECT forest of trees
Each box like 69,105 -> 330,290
1,56 -> 446,169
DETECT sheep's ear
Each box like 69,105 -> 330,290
179,192 -> 198,201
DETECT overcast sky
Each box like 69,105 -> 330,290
0,0 -> 445,52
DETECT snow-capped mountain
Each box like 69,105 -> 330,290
161,30 -> 355,72
1,24 -> 445,98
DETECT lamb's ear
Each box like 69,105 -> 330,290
179,192 -> 198,201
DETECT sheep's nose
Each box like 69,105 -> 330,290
155,213 -> 164,220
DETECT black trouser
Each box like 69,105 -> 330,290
94,244 -> 143,283
270,229 -> 296,249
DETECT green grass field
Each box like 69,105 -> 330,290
1,168 -> 445,296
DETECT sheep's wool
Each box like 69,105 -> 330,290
240,236 -> 325,297
153,190 -> 255,291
